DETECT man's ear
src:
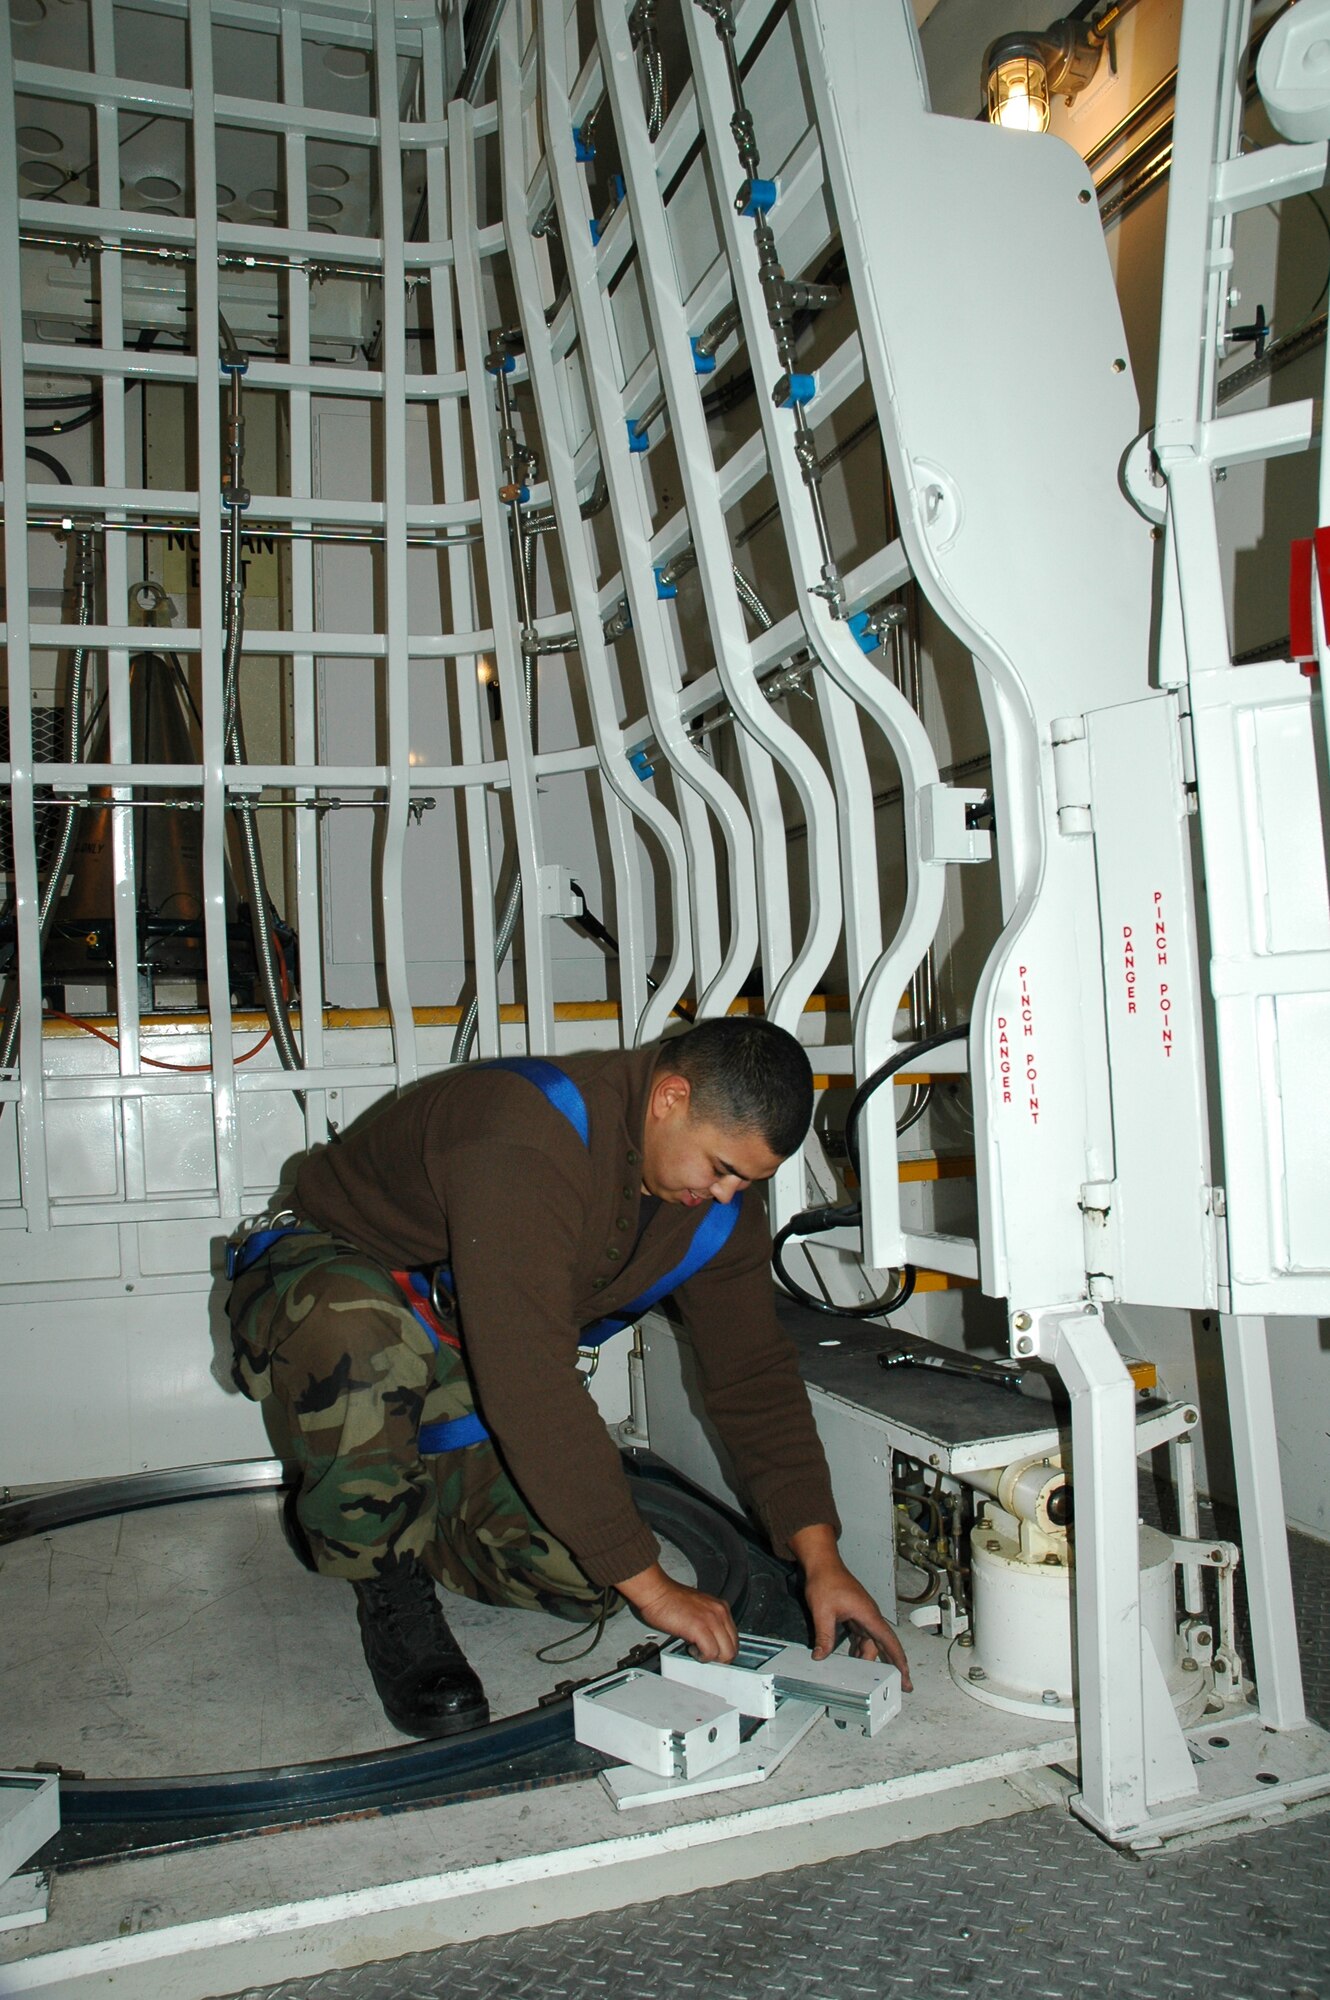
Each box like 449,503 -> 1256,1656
650,1071 -> 692,1119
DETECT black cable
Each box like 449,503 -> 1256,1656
772,1024 -> 970,1320
26,360 -> 151,433
24,444 -> 72,484
24,388 -> 105,409
844,1024 -> 970,1183
25,402 -> 103,438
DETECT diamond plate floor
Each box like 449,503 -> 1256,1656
227,1526 -> 1330,2000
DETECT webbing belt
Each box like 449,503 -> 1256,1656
227,1056 -> 741,1454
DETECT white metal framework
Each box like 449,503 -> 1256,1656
2,0 -> 1329,1851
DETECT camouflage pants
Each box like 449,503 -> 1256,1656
227,1226 -> 608,1620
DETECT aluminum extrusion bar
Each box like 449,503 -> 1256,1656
0,14 -> 52,1227
188,0 -> 242,1215
281,0 -> 328,1149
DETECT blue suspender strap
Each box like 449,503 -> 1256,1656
579,1194 -> 743,1347
416,1059 -> 592,1456
416,1201 -> 743,1454
418,1411 -> 489,1453
483,1057 -> 591,1148
224,1220 -> 308,1280
414,1064 -> 739,1451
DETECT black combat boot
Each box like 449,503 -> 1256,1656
352,1554 -> 489,1737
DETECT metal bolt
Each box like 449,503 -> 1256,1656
1016,1336 -> 1034,1356
986,1539 -> 1001,1552
1042,1552 -> 1062,1566
1181,1657 -> 1199,1672
968,1666 -> 987,1682
957,1631 -> 974,1648
1210,1548 -> 1224,1564
1112,357 -> 1127,373
1078,188 -> 1092,203
1012,1311 -> 1032,1331
929,1453 -> 940,1467
1041,1689 -> 1061,1706
1184,1409 -> 1198,1425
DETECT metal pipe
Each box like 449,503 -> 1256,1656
0,530 -> 96,1077
18,229 -> 386,286
14,513 -> 485,549
456,0 -> 508,102
1083,66 -> 1177,171
696,1 -> 844,610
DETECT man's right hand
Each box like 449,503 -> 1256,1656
617,1561 -> 739,1661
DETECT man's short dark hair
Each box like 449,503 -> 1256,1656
655,1016 -> 813,1159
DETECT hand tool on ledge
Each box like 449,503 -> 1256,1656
877,1333 -> 1025,1391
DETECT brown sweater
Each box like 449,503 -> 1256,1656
292,1044 -> 838,1586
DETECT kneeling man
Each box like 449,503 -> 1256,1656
228,1016 -> 909,1735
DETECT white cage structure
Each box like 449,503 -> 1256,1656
2,0 -> 1329,1849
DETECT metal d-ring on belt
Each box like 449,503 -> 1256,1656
225,1057 -> 742,1455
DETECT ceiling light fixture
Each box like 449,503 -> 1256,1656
983,3 -> 1141,135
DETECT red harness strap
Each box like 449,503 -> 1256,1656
390,1269 -> 461,1350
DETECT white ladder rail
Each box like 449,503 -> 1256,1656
496,12 -> 688,1043
598,0 -> 845,1044
1149,0 -> 1328,1785
538,2 -> 761,1018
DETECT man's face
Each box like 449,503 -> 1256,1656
640,1073 -> 785,1207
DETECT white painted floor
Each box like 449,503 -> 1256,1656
0,1487 -> 1077,1998
0,1490 -> 689,1776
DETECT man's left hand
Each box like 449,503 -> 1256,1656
789,1523 -> 913,1692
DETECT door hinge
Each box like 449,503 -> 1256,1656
1051,715 -> 1093,835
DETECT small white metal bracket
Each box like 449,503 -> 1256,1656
0,1771 -> 59,1933
601,1692 -> 825,1810
663,1636 -> 902,1739
916,784 -> 992,864
573,1668 -> 741,1780
538,863 -> 583,919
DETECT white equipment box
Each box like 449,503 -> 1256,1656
661,1635 -> 903,1738
572,1668 -> 741,1781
